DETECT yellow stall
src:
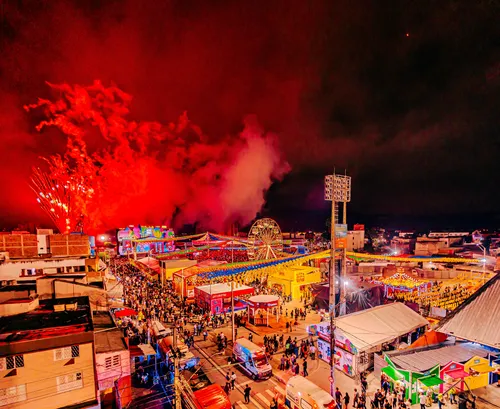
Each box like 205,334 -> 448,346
464,356 -> 495,390
268,265 -> 322,300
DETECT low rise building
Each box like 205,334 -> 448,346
346,230 -> 365,251
0,296 -> 99,409
93,311 -> 131,408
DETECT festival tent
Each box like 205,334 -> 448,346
436,273 -> 500,349
311,281 -> 384,314
407,330 -> 448,349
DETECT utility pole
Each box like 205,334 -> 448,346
173,325 -> 182,409
231,281 -> 235,343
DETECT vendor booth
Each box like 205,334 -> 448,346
247,295 -> 280,326
464,356 -> 495,390
194,282 -> 254,314
268,265 -> 321,300
376,272 -> 432,299
440,361 -> 469,392
307,303 -> 428,377
380,342 -> 493,403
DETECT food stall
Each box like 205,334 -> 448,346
246,295 -> 280,326
439,361 -> 469,392
267,265 -> 322,300
464,356 -> 495,390
194,282 -> 254,315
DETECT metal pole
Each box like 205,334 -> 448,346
329,179 -> 337,397
173,325 -> 182,409
231,281 -> 235,343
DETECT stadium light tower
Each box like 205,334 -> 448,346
324,172 -> 351,397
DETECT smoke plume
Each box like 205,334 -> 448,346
26,81 -> 289,233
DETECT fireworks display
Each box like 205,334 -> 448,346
26,81 -> 289,233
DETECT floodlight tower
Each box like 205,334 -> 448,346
324,172 -> 351,397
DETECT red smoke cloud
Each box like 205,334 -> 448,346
26,81 -> 289,233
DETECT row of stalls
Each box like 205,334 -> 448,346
307,302 -> 429,378
378,341 -> 499,404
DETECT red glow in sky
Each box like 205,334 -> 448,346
27,81 -> 289,233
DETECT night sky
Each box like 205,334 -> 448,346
1,1 -> 499,232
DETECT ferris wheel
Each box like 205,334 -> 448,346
247,218 -> 284,260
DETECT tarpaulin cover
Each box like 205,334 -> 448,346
311,282 -> 384,314
193,384 -> 232,409
114,308 -> 138,317
409,330 -> 448,349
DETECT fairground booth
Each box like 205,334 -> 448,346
267,265 -> 321,300
247,295 -> 280,326
307,303 -> 428,378
194,282 -> 254,314
379,342 -> 494,403
375,272 -> 432,300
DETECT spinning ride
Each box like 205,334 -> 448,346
247,218 -> 283,261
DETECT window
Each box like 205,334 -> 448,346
0,384 -> 27,406
56,372 -> 83,393
1,355 -> 24,370
54,346 -> 79,361
105,354 -> 121,370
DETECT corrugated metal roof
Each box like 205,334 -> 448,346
436,274 -> 500,348
337,302 -> 429,352
389,342 -> 491,372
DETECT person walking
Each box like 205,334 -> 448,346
303,360 -> 308,377
419,392 -> 426,409
231,371 -> 236,390
353,388 -> 359,408
344,392 -> 350,409
244,385 -> 252,404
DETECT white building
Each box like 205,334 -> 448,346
346,230 -> 365,251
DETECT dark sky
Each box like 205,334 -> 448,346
1,0 -> 499,232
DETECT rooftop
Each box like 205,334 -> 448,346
0,296 -> 93,344
436,274 -> 500,348
387,342 -> 491,372
95,328 -> 128,354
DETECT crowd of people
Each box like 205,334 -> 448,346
392,282 -> 477,312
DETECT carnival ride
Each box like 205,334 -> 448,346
246,218 -> 284,261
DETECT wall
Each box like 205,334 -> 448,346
95,350 -> 130,391
0,258 -> 88,281
0,342 -> 97,409
35,279 -> 109,310
347,230 -> 365,251
0,297 -> 39,316
0,234 -> 38,259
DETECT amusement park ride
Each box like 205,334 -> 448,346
246,218 -> 284,261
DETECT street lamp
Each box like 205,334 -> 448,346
324,172 -> 351,396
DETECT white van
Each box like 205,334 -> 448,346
233,338 -> 272,380
285,375 -> 336,409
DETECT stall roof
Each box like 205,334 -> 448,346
418,375 -> 444,387
195,282 -> 253,296
436,274 -> 500,348
445,368 -> 469,379
470,363 -> 495,373
336,303 -> 428,352
382,366 -> 405,380
388,342 -> 491,372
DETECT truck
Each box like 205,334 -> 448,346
285,375 -> 336,409
233,338 -> 272,380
